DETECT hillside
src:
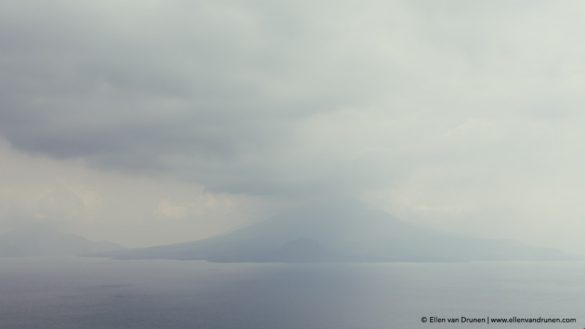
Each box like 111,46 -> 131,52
107,204 -> 571,262
0,228 -> 124,257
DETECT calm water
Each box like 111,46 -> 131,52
0,258 -> 583,329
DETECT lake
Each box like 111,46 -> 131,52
0,258 -> 582,329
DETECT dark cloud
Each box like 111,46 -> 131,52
2,0 -> 585,204
0,0 -> 403,195
5,0 -> 585,251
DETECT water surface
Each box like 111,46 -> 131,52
0,258 -> 582,329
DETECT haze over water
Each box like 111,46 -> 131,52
0,258 -> 582,329
2,1 -> 585,328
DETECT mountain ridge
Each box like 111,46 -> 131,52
0,228 -> 125,258
105,205 -> 575,262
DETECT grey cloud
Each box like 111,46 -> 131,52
2,0 -> 585,203
6,0 -> 585,252
0,0 -> 405,195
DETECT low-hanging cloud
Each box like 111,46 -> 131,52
3,0 -> 585,251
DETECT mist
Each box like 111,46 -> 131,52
1,0 -> 585,254
3,2 -> 585,329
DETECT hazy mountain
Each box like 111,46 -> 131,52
107,203 -> 574,262
0,228 -> 124,258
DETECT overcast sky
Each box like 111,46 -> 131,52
2,0 -> 585,251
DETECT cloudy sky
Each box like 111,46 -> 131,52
1,0 -> 585,252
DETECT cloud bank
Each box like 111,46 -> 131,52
2,0 -> 585,251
